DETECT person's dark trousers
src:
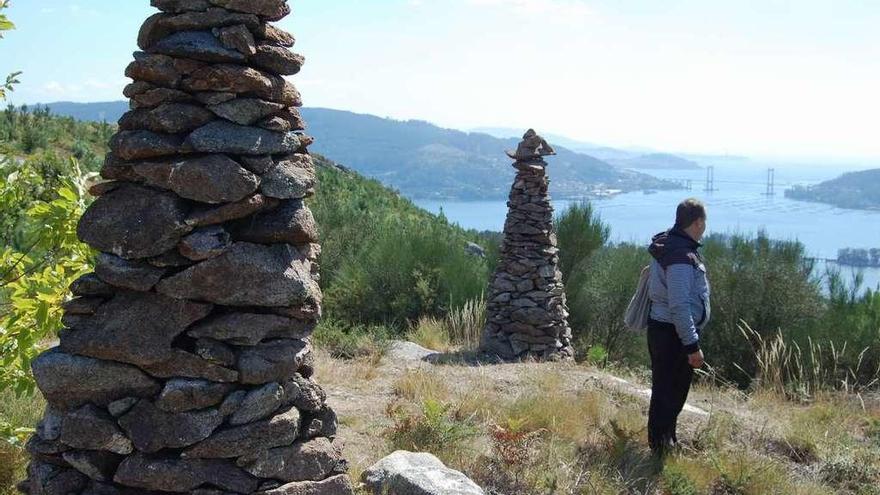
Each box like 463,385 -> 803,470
647,318 -> 694,454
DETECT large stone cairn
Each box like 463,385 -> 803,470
480,130 -> 574,361
19,1 -> 354,494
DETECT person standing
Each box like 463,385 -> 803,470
645,198 -> 711,455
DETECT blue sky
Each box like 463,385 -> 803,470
1,0 -> 878,161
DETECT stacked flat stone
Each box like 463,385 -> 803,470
19,1 -> 353,494
480,136 -> 574,361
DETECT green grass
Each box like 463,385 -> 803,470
0,390 -> 44,495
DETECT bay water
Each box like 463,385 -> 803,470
415,161 -> 880,292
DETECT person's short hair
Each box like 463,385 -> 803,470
675,198 -> 707,229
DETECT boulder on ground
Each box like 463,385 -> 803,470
362,451 -> 484,495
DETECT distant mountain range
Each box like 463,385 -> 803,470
36,101 -> 677,199
785,168 -> 880,210
473,127 -> 703,169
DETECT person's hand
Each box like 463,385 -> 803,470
688,350 -> 705,368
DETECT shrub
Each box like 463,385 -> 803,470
311,318 -> 391,360
555,201 -> 610,283
565,244 -> 649,363
386,398 -> 479,467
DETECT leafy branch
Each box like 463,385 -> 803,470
0,0 -> 18,100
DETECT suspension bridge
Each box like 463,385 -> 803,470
669,167 -> 796,195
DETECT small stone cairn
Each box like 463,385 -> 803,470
480,130 -> 574,361
19,1 -> 353,494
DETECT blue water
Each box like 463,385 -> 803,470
415,161 -> 880,292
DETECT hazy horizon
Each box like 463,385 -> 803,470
2,0 -> 879,163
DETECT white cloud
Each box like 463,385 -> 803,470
467,0 -> 593,20
40,78 -> 127,101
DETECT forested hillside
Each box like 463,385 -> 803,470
786,168 -> 880,210
37,102 -> 676,199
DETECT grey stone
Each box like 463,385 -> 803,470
36,407 -> 63,441
238,339 -> 311,385
208,98 -> 284,126
194,91 -> 236,105
77,184 -> 191,260
219,390 -> 247,417
281,374 -> 325,412
125,52 -> 184,88
99,154 -> 140,182
252,23 -> 295,48
179,226 -> 232,261
142,348 -> 239,383
386,341 -> 439,362
119,103 -> 215,134
260,155 -> 316,199
228,382 -> 282,425
183,406 -> 300,459
157,242 -> 321,307
214,24 -> 257,55
300,407 -> 338,440
155,378 -> 234,412
186,121 -> 301,155
362,451 -> 484,495
251,45 -> 304,75
238,155 -> 274,174
237,437 -> 343,482
188,312 -> 314,346
123,80 -> 154,97
130,87 -> 195,109
148,249 -> 195,268
61,296 -> 105,315
32,350 -> 161,410
113,453 -> 258,493
150,30 -> 247,63
195,338 -> 238,367
139,8 -> 259,49
109,130 -> 185,161
107,398 -> 138,418
26,435 -> 69,457
61,451 -> 123,482
182,64 -> 301,106
88,181 -> 125,197
95,253 -> 167,291
229,199 -> 317,246
258,475 -> 354,495
133,154 -> 260,204
186,194 -> 279,227
60,405 -> 133,455
69,273 -> 115,298
258,115 -> 291,132
60,291 -> 212,370
510,307 -> 552,326
118,400 -> 224,452
208,0 -> 291,21
21,462 -> 89,495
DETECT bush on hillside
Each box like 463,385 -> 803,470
312,159 -> 490,328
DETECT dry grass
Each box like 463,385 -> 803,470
379,363 -> 880,495
740,322 -> 880,399
406,297 -> 486,353
312,348 -> 385,389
